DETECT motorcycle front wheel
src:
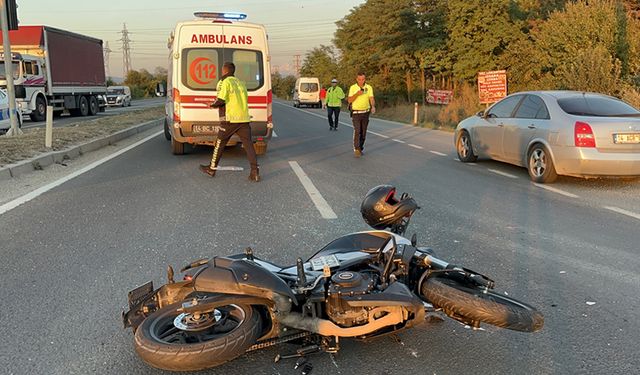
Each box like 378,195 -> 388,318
134,300 -> 262,371
422,276 -> 544,332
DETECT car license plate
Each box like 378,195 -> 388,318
613,133 -> 640,144
193,125 -> 218,133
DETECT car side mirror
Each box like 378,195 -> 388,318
155,83 -> 166,97
477,111 -> 485,118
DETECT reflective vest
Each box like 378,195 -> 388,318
348,83 -> 374,111
217,76 -> 250,123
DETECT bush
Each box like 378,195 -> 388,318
436,83 -> 481,128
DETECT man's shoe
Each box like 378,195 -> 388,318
199,164 -> 216,177
354,149 -> 361,158
249,168 -> 260,182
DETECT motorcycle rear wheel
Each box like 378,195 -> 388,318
134,300 -> 262,371
422,276 -> 544,332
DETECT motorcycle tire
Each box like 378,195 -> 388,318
134,301 -> 262,371
422,276 -> 544,332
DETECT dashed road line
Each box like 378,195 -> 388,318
289,161 -> 337,220
409,144 -> 424,149
0,130 -> 164,216
393,139 -> 406,144
488,169 -> 518,179
429,150 -> 446,156
603,206 -> 640,221
369,131 -> 389,139
533,183 -> 579,198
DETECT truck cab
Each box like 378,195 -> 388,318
0,52 -> 47,121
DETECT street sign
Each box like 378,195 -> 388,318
426,89 -> 453,105
478,70 -> 507,104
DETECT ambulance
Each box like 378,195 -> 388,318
164,12 -> 273,155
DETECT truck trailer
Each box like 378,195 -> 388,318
0,25 -> 107,121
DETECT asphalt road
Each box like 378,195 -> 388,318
20,97 -> 165,130
1,99 -> 639,375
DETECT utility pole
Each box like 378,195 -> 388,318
293,54 -> 301,77
103,41 -> 112,79
1,0 -> 21,136
119,23 -> 132,77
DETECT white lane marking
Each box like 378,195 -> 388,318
603,206 -> 640,221
369,131 -> 389,139
272,130 -> 278,138
0,130 -> 163,216
533,183 -> 579,198
288,161 -> 338,220
409,144 -> 424,149
453,158 -> 460,161
488,169 -> 518,179
392,139 -> 406,144
429,150 -> 446,156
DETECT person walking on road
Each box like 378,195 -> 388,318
347,72 -> 375,157
320,86 -> 327,109
326,78 -> 345,131
200,62 -> 260,182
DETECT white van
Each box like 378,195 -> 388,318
164,12 -> 273,155
293,77 -> 321,108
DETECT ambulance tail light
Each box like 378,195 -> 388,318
173,88 -> 181,122
267,89 -> 273,125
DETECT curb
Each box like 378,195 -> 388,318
0,118 -> 163,181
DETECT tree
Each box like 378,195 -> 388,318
445,0 -> 525,81
299,45 -> 340,87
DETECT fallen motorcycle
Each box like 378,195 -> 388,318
122,185 -> 543,371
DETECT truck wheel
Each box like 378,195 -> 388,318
79,96 -> 90,116
88,96 -> 99,116
29,96 -> 47,122
171,136 -> 184,155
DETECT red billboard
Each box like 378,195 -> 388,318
426,89 -> 453,105
478,70 -> 507,104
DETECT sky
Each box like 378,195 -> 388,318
17,0 -> 365,79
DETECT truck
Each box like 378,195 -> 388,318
0,26 -> 107,121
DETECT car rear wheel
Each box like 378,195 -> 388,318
456,130 -> 478,162
528,144 -> 557,183
163,119 -> 171,141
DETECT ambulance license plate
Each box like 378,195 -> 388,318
193,125 -> 218,133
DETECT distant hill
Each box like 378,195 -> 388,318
107,76 -> 124,84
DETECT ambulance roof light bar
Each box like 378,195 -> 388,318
194,12 -> 247,21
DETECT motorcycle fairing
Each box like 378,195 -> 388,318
194,256 -> 298,304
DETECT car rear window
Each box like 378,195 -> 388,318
181,48 -> 264,91
300,83 -> 318,92
557,95 -> 640,117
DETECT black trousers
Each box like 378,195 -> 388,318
327,106 -> 341,128
210,122 -> 258,169
352,112 -> 370,151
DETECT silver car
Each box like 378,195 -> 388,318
454,91 -> 640,183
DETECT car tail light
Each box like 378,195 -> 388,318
267,89 -> 273,124
575,121 -> 596,148
173,88 -> 181,122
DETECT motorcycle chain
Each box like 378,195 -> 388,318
246,331 -> 314,352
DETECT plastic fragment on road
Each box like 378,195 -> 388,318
586,301 -> 596,306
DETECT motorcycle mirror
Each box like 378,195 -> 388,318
411,233 -> 417,247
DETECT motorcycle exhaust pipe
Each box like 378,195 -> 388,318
273,295 -> 405,337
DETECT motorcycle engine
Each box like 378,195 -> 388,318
326,271 -> 375,327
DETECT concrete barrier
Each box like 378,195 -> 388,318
0,118 -> 162,181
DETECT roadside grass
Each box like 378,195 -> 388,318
374,104 -> 452,131
0,106 -> 164,166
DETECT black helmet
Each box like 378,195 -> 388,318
360,185 -> 418,231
